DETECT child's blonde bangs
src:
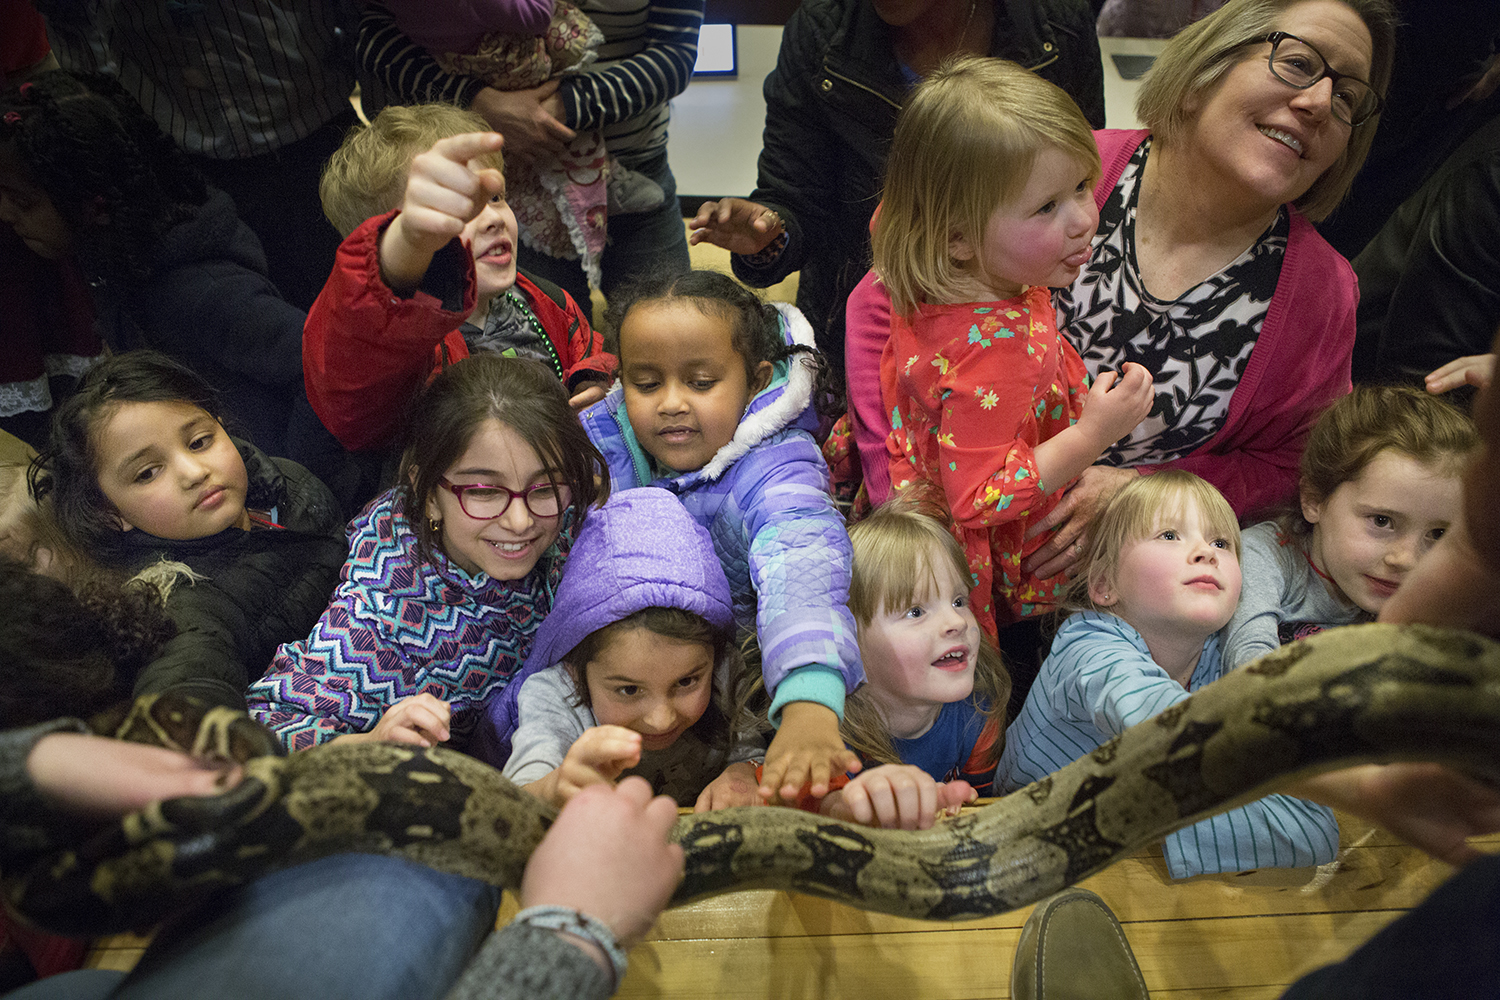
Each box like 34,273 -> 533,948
871,55 -> 1102,316
848,497 -> 973,626
320,103 -> 504,238
1070,472 -> 1240,611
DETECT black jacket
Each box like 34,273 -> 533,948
1351,113 -> 1500,388
90,187 -> 309,458
730,0 -> 1105,382
97,440 -> 347,711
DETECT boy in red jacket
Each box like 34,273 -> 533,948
307,104 -> 615,452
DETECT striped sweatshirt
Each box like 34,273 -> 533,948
999,611 -> 1338,879
358,0 -> 702,163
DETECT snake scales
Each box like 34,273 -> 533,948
8,622 -> 1500,935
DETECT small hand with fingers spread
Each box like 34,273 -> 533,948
759,702 -> 862,804
688,198 -> 785,256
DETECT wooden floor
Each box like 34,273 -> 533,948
575,811 -> 1485,1000
85,810 -> 1488,997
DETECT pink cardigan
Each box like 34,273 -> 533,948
848,128 -> 1357,518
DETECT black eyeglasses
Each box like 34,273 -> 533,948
1262,31 -> 1382,127
438,479 -> 569,520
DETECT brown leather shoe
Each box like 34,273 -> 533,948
1011,889 -> 1149,1000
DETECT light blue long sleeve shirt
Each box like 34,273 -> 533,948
999,611 -> 1339,878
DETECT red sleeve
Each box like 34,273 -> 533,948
302,211 -> 473,452
887,298 -> 1075,531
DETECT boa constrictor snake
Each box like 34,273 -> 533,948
8,623 -> 1500,935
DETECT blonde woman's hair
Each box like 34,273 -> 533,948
844,495 -> 1011,767
1067,471 -> 1241,614
1134,0 -> 1396,222
871,56 -> 1101,316
319,103 -> 505,238
1285,386 -> 1478,537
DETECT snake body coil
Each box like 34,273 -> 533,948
9,623 -> 1500,934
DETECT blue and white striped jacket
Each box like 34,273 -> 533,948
1000,611 -> 1338,878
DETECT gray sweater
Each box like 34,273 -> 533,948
444,921 -> 614,1000
1220,521 -> 1369,670
505,664 -> 764,806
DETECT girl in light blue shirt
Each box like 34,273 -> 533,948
1001,471 -> 1338,878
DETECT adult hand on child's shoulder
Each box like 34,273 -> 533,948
1022,465 -> 1142,579
759,702 -> 861,805
521,776 -> 684,953
694,760 -> 762,812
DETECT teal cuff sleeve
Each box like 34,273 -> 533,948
767,667 -> 846,728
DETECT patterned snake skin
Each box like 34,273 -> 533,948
8,623 -> 1500,935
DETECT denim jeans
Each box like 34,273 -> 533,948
5,853 -> 501,1000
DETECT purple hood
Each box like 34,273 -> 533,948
473,487 -> 733,766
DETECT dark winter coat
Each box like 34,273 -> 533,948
95,440 -> 347,710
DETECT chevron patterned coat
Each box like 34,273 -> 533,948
246,489 -> 571,751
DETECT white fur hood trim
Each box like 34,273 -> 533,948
697,301 -> 817,482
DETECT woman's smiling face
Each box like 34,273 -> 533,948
1180,0 -> 1373,215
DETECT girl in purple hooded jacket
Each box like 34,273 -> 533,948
478,487 -> 765,809
578,271 -> 863,808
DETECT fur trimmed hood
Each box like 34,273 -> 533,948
698,301 -> 818,481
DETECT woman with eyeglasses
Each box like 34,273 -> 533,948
847,0 -> 1396,585
248,355 -> 610,753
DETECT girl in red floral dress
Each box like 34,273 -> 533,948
872,56 -> 1154,637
